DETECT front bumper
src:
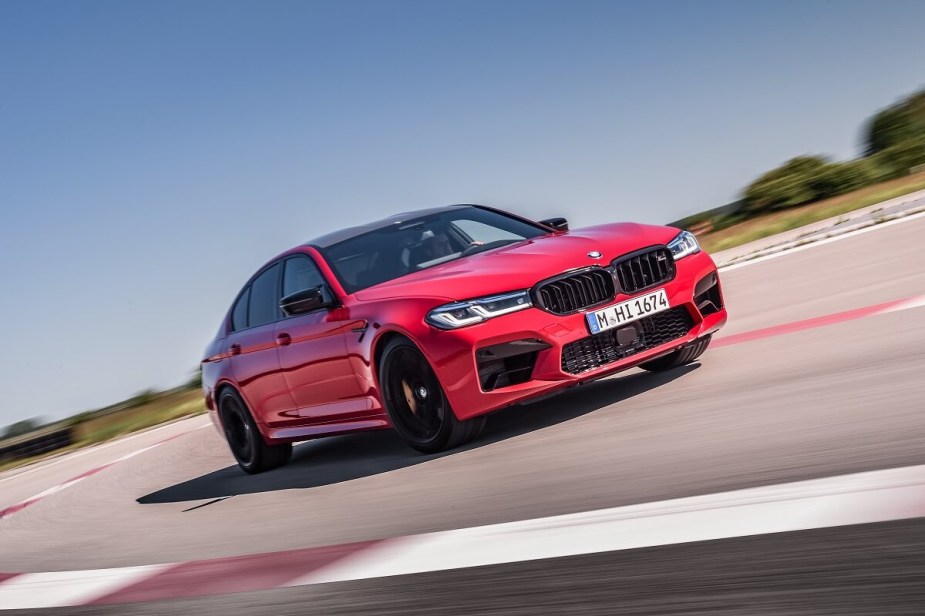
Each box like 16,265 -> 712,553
418,250 -> 727,420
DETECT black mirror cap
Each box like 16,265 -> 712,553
539,217 -> 569,232
280,286 -> 330,316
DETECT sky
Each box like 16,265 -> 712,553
1,0 -> 923,426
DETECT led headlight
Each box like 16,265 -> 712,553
667,230 -> 701,260
426,291 -> 532,329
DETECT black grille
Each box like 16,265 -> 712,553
534,268 -> 615,315
613,248 -> 675,294
561,306 -> 695,374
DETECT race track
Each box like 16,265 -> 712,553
2,215 -> 925,614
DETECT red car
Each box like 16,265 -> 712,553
202,205 -> 726,473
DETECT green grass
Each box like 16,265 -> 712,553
0,389 -> 206,473
73,389 -> 205,445
701,172 -> 925,253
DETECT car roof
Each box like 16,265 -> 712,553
306,204 -> 476,248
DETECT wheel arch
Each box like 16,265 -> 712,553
213,380 -> 272,441
370,327 -> 467,422
372,330 -> 416,380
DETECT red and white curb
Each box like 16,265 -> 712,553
2,463 -> 924,609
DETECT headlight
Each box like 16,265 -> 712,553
667,230 -> 701,260
426,291 -> 532,329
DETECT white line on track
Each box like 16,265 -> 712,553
0,424 -> 211,519
0,565 -> 172,610
718,209 -> 925,272
0,417 -> 211,486
886,295 -> 925,312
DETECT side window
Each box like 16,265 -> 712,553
283,255 -> 326,297
231,287 -> 250,331
248,263 -> 281,328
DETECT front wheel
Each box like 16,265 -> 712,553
379,338 -> 485,453
639,335 -> 712,372
218,389 -> 292,474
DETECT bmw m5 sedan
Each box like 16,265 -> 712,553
202,205 -> 727,473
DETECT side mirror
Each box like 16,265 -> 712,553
280,286 -> 330,316
539,217 -> 569,232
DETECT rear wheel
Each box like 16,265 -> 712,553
218,389 -> 292,474
380,338 -> 485,453
639,335 -> 712,372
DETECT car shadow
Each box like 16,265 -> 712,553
137,364 -> 699,505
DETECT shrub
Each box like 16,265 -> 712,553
743,156 -> 830,212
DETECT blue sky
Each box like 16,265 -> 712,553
1,0 -> 923,426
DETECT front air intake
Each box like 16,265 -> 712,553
561,306 -> 695,374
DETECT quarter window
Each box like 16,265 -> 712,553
248,263 -> 281,328
231,287 -> 250,331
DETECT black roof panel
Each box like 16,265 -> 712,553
307,204 -> 469,248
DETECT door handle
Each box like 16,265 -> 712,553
229,343 -> 241,356
276,333 -> 292,347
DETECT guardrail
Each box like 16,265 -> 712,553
0,426 -> 75,463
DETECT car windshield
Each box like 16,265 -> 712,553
321,207 -> 549,293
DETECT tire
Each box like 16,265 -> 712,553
639,335 -> 712,372
218,388 -> 292,474
379,338 -> 486,453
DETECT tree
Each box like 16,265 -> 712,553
865,90 -> 925,155
2,418 -> 42,439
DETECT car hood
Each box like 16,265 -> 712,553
353,222 -> 680,302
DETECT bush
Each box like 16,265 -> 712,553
870,137 -> 925,178
743,156 -> 830,213
125,389 -> 158,409
812,159 -> 883,199
185,368 -> 203,390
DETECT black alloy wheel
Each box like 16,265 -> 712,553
218,389 -> 292,474
380,338 -> 485,453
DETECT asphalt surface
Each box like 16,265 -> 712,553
2,215 -> 925,613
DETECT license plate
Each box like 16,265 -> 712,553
586,289 -> 670,334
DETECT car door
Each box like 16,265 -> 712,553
226,262 -> 298,428
276,254 -> 370,422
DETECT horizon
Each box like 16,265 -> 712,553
2,0 -> 924,426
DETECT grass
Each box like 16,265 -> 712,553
74,389 -> 205,444
700,171 -> 925,253
0,389 -> 206,473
